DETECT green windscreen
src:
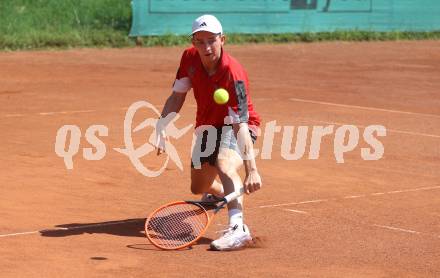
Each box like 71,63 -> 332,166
130,0 -> 440,36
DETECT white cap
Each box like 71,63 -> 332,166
191,15 -> 223,35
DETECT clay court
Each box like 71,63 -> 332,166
1,41 -> 439,277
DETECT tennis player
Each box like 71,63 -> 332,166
155,15 -> 262,251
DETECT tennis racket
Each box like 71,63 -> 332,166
145,190 -> 243,250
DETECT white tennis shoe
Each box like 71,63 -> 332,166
210,224 -> 252,251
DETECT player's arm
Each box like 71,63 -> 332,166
155,91 -> 188,155
229,78 -> 262,194
155,48 -> 192,154
155,73 -> 192,154
233,122 -> 262,194
160,91 -> 187,117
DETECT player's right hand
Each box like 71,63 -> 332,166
244,169 -> 262,194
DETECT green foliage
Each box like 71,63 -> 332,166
0,0 -> 131,32
0,0 -> 132,50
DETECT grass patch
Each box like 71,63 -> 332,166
0,0 -> 133,50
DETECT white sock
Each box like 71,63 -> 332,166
228,208 -> 243,227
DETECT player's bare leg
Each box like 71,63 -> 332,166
210,147 -> 252,251
216,148 -> 244,212
190,163 -> 224,197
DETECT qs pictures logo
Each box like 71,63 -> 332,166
54,101 -> 192,177
55,101 -> 387,177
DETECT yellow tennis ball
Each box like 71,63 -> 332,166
213,88 -> 229,105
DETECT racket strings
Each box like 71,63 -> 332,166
146,203 -> 209,249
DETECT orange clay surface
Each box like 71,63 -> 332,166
1,41 -> 439,277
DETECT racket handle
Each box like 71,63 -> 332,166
224,188 -> 245,203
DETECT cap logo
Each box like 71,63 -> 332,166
199,22 -> 207,27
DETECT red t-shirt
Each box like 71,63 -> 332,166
175,47 -> 260,129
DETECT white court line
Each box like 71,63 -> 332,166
295,117 -> 440,139
349,165 -> 439,180
3,186 -> 440,239
0,219 -> 142,239
289,98 -> 440,119
5,114 -> 25,118
258,185 -> 440,209
370,126 -> 440,139
3,103 -> 439,139
38,110 -> 97,116
0,106 -> 164,119
0,231 -> 40,238
343,195 -> 365,199
259,199 -> 329,208
388,190 -> 410,194
378,128 -> 440,139
373,224 -> 421,235
0,107 -> 131,119
386,186 -> 440,194
39,110 -> 96,116
254,98 -> 279,101
284,209 -> 309,214
388,64 -> 435,69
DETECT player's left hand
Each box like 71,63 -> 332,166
154,119 -> 167,155
244,170 -> 262,194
